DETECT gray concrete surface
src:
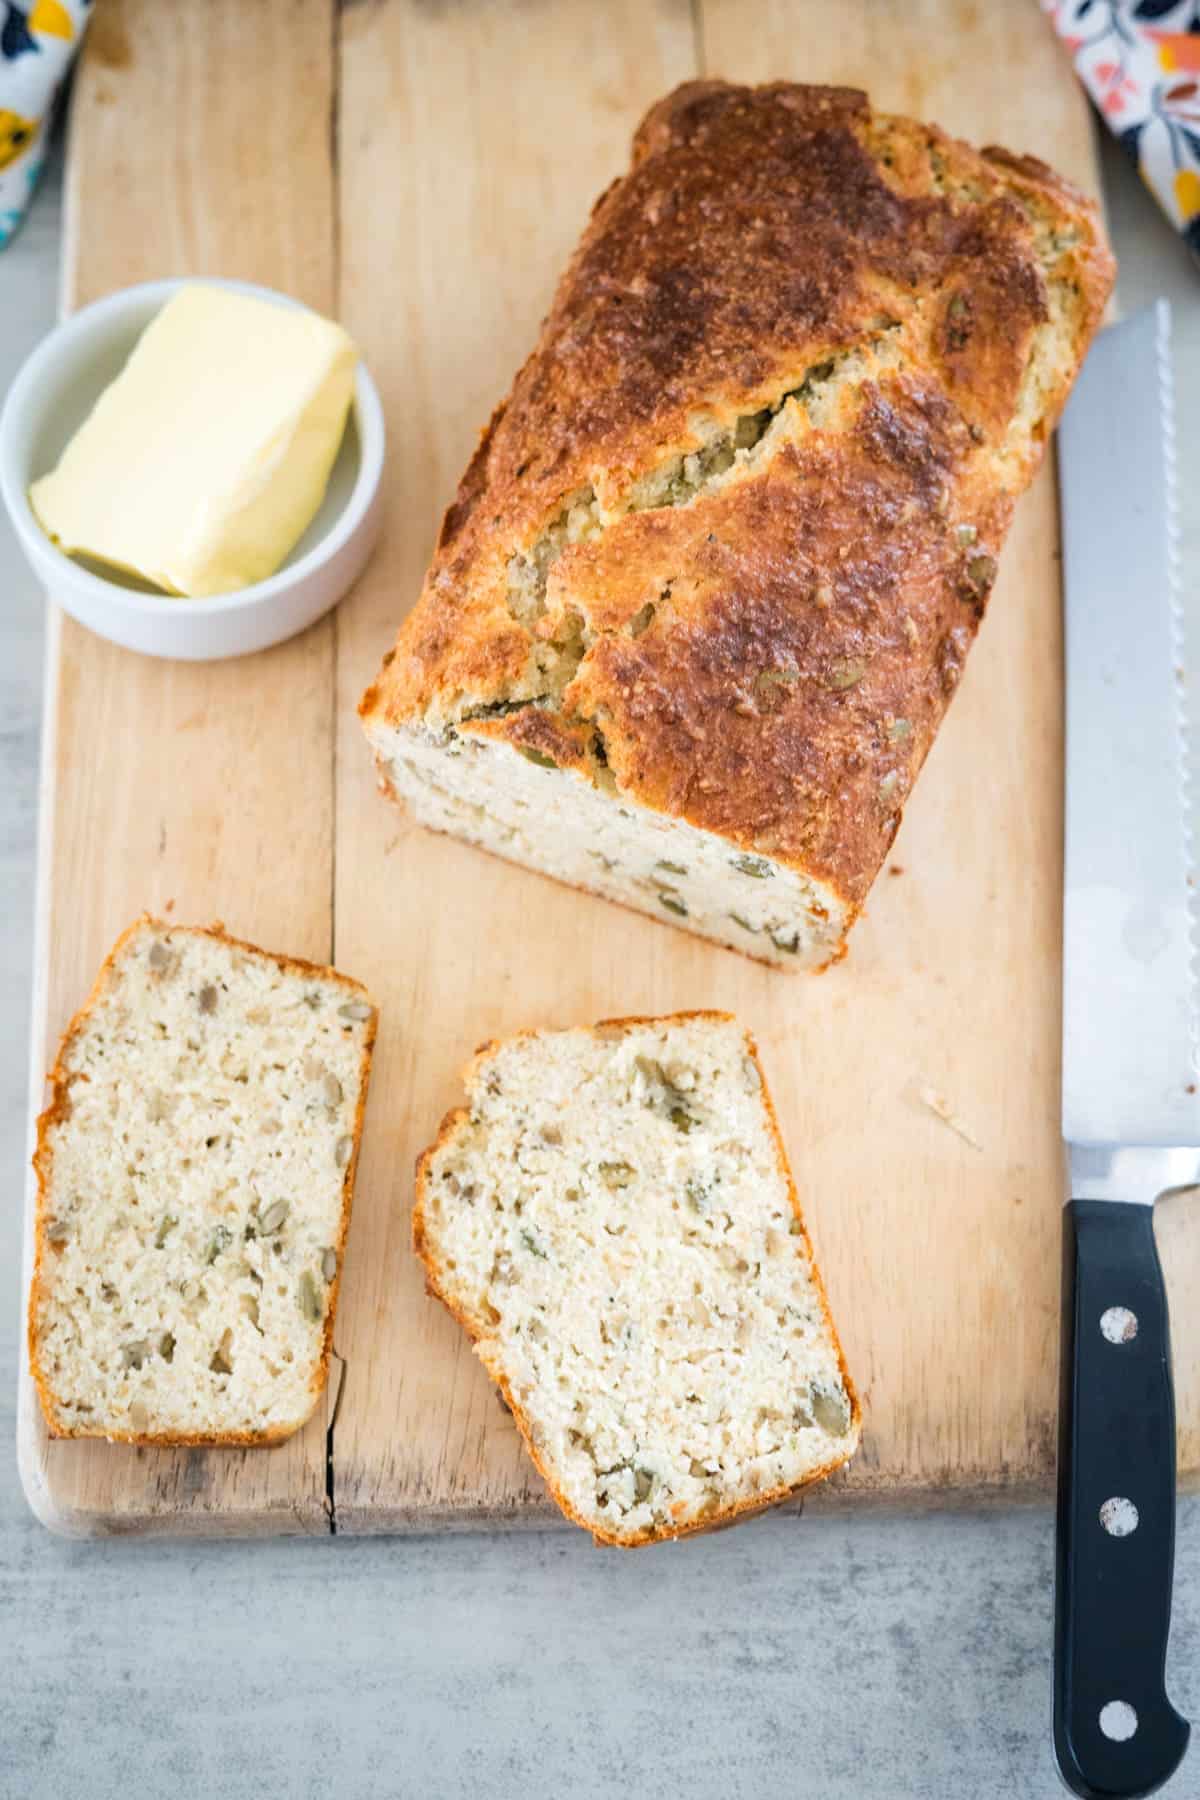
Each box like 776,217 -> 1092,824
2,126 -> 1199,1800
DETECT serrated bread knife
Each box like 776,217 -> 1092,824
1055,299 -> 1195,1799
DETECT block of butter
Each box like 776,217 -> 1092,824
30,284 -> 358,597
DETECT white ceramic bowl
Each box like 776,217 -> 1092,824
0,277 -> 385,661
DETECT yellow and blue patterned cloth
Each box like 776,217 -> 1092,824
3,3 -> 1197,260
0,0 -> 89,247
1046,1 -> 1200,261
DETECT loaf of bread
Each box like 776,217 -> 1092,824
28,917 -> 377,1444
414,1012 -> 860,1545
360,81 -> 1113,968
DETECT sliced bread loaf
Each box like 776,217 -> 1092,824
29,916 -> 377,1444
361,81 -> 1114,969
414,1012 -> 859,1544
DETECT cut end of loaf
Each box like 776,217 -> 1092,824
366,721 -> 851,969
29,916 -> 378,1445
414,1012 -> 860,1545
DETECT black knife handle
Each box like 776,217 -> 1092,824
1055,1198 -> 1190,1798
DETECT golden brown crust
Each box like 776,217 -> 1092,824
412,1010 -> 861,1547
28,914 -> 379,1446
360,81 -> 1113,935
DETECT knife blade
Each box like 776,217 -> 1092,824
1055,299 -> 1195,1800
1061,300 -> 1197,1151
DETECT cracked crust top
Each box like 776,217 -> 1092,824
361,79 -> 1113,914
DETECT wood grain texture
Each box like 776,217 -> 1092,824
18,0 -> 340,1535
22,0 -> 1197,1537
326,0 -> 1196,1532
700,0 -> 1200,1497
330,0 -> 700,1531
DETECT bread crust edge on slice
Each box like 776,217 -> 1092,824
27,913 -> 379,1448
413,1008 -> 861,1546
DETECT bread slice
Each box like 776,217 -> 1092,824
414,1012 -> 859,1544
360,80 -> 1114,970
28,916 -> 377,1445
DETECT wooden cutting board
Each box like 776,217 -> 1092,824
18,0 -> 1200,1535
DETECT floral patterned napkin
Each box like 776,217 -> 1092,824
1,0 -> 90,248
1046,1 -> 1200,261
3,2 -> 1197,260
